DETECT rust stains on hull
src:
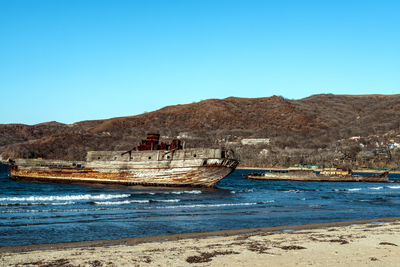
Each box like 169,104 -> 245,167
10,164 -> 236,188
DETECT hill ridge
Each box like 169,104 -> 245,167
1,94 -> 400,168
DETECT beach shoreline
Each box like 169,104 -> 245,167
2,217 -> 400,266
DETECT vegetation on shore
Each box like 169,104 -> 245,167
1,94 -> 400,169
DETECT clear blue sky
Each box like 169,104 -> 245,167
0,0 -> 399,125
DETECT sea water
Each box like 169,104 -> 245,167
1,168 -> 400,246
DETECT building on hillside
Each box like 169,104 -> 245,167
240,138 -> 270,145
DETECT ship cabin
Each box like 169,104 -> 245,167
86,133 -> 233,163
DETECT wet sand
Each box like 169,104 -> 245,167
1,218 -> 400,266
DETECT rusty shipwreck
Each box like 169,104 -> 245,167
246,168 -> 389,183
2,134 -> 239,187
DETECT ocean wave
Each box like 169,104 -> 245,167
369,186 -> 383,190
334,188 -> 361,192
0,201 -> 75,207
0,207 -> 116,214
157,201 -> 273,209
258,200 -> 275,204
388,185 -> 400,189
50,201 -> 75,205
168,190 -> 202,195
231,189 -> 254,194
234,189 -> 254,193
93,200 -> 133,205
151,199 -> 180,203
93,199 -> 181,205
0,202 -> 44,207
0,194 -> 130,202
282,190 -> 304,193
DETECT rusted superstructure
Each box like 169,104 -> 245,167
135,133 -> 182,151
3,134 -> 239,187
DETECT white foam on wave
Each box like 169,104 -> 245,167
169,190 -> 202,195
0,194 -> 131,202
283,190 -> 303,193
94,200 -> 133,205
131,200 -> 150,203
347,188 -> 361,191
241,189 -> 255,193
388,185 -> 400,189
0,209 -> 44,214
230,189 -> 254,194
50,201 -> 75,205
261,200 -> 275,203
93,199 -> 181,205
334,188 -> 364,192
157,201 -> 273,209
369,187 -> 383,190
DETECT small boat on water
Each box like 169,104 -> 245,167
1,133 -> 239,187
245,168 -> 389,183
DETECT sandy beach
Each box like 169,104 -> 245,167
1,218 -> 400,266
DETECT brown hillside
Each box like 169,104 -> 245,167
1,94 -> 400,167
88,96 -> 327,134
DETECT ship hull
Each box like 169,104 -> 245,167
247,171 -> 389,183
9,158 -> 238,187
